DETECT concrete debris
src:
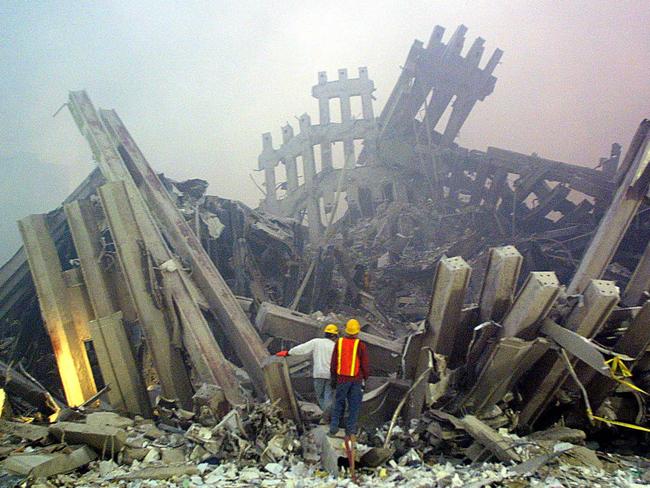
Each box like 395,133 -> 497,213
0,382 -> 644,487
3,444 -> 96,479
0,19 -> 649,487
49,421 -> 127,454
0,421 -> 50,444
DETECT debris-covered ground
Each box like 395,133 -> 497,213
3,406 -> 650,487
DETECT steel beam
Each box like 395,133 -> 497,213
67,93 -> 243,404
406,256 -> 471,420
565,280 -> 619,335
462,337 -> 549,415
0,168 -> 104,325
98,181 -> 194,407
500,272 -> 560,339
61,268 -> 93,344
64,200 -> 151,416
18,215 -> 96,406
426,256 -> 472,363
93,104 -> 269,393
88,313 -> 150,415
586,300 -> 650,410
568,120 -> 650,294
102,178 -> 242,405
262,358 -> 302,429
255,302 -> 404,375
518,280 -> 618,427
623,239 -> 650,306
479,246 -> 523,322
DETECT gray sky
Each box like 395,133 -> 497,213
1,0 -> 649,262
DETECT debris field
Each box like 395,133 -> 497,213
1,23 -> 650,487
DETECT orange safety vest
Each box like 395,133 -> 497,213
336,337 -> 360,377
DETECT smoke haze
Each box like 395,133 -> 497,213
1,0 -> 648,262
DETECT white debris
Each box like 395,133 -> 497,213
264,462 -> 284,475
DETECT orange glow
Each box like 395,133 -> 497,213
55,346 -> 86,407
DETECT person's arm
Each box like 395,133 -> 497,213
330,342 -> 338,388
288,338 -> 317,356
359,342 -> 370,382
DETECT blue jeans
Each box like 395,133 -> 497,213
329,381 -> 363,436
313,378 -> 333,413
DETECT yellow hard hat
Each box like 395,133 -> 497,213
324,324 -> 339,335
345,319 -> 361,335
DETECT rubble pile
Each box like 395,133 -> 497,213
0,410 -> 649,487
0,21 -> 649,486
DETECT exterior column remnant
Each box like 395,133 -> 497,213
281,124 -> 299,191
479,246 -> 523,322
316,72 -> 334,172
64,199 -> 151,416
260,133 -> 279,214
567,120 -> 650,295
406,256 -> 471,420
19,214 -> 97,406
98,180 -> 195,407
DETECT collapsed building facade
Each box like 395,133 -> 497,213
0,23 -> 649,485
253,24 -> 650,432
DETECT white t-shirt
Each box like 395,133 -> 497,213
289,337 -> 336,379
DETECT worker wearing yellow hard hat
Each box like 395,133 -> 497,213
344,318 -> 361,335
276,323 -> 339,418
324,324 -> 339,335
329,318 -> 370,438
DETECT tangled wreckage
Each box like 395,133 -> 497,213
1,24 -> 650,486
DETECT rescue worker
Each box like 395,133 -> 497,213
275,324 -> 339,414
329,318 -> 369,438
